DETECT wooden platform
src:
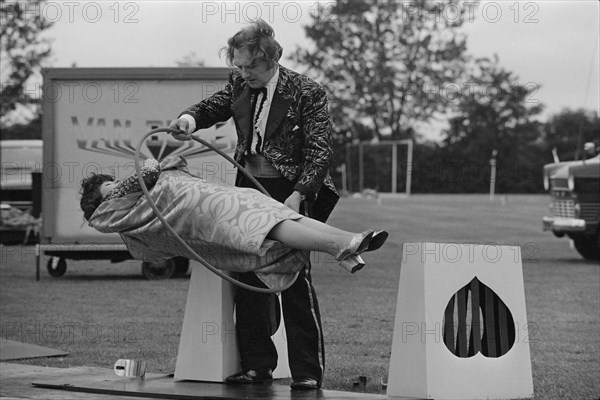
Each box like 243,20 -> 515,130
1,362 -> 415,400
1,363 -> 133,400
0,339 -> 68,361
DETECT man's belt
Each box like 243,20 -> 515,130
244,154 -> 282,178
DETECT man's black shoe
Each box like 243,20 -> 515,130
290,377 -> 319,390
225,368 -> 273,384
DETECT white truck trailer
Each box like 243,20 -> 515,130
36,67 -> 237,279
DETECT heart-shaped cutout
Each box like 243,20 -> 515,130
442,277 -> 515,358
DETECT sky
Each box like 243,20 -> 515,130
17,1 -> 600,138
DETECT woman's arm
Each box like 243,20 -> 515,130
102,159 -> 161,201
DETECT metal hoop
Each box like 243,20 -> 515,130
134,127 -> 298,293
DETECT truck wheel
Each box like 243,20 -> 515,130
573,233 -> 600,261
47,257 -> 67,277
174,257 -> 190,277
141,259 -> 176,280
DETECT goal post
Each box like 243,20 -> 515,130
343,140 -> 413,196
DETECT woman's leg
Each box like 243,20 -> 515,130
289,215 -> 353,237
267,218 -> 354,256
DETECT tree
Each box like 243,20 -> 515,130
542,109 -> 600,161
441,56 -> 545,192
1,0 -> 53,129
175,52 -> 206,67
290,0 -> 471,141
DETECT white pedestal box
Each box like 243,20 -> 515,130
174,261 -> 291,381
387,242 -> 534,400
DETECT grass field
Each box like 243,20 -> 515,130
1,194 -> 598,399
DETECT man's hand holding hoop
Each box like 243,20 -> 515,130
168,117 -> 193,141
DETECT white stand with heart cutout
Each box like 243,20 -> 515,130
174,261 -> 291,381
387,242 -> 534,399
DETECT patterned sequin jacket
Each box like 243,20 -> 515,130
180,65 -> 338,202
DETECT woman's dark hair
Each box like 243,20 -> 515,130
221,19 -> 282,68
80,173 -> 114,221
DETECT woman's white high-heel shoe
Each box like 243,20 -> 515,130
338,254 -> 365,273
367,231 -> 389,252
335,230 -> 374,262
336,230 -> 389,273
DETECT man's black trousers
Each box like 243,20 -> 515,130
234,173 -> 335,384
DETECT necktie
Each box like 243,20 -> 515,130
249,87 -> 267,154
